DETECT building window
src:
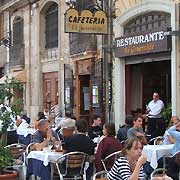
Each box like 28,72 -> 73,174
13,16 -> 23,46
10,16 -> 24,67
45,3 -> 58,49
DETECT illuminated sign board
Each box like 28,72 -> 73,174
64,8 -> 107,34
115,29 -> 171,57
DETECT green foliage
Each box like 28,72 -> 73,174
0,110 -> 14,133
0,141 -> 14,174
162,103 -> 172,125
0,77 -> 24,134
0,77 -> 23,103
11,98 -> 24,116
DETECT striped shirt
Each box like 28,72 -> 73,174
108,157 -> 145,180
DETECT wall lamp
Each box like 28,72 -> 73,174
0,37 -> 11,48
65,0 -> 76,7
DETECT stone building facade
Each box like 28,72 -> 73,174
0,0 -> 70,121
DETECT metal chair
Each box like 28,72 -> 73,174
5,143 -> 26,163
154,136 -> 164,145
62,127 -> 75,137
150,168 -> 167,179
93,170 -> 108,180
25,143 -> 35,166
148,136 -> 164,145
55,151 -> 89,180
4,143 -> 26,179
25,143 -> 39,180
101,150 -> 122,171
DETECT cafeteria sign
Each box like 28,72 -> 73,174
64,8 -> 107,34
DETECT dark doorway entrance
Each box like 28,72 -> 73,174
78,75 -> 90,123
125,60 -> 171,114
142,61 -> 171,113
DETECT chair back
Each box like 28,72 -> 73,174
150,168 -> 167,179
25,143 -> 35,155
148,136 -> 164,145
101,150 -> 122,171
56,151 -> 89,180
62,127 -> 75,137
4,143 -> 27,179
93,171 -> 108,180
5,143 -> 26,159
25,143 -> 35,166
154,136 -> 164,145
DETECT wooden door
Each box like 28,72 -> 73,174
43,72 -> 58,111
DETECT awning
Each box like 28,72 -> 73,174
0,70 -> 26,84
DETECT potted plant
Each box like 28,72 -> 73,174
0,77 -> 23,179
0,77 -> 23,145
0,141 -> 18,179
162,103 -> 172,127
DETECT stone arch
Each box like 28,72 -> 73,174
114,0 -> 176,37
113,0 -> 178,129
39,1 -> 59,51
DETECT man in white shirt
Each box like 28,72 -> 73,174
58,112 -> 75,129
146,92 -> 165,138
56,112 -> 75,138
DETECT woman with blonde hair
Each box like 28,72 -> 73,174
108,139 -> 146,180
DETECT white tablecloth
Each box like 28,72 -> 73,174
17,128 -> 36,137
142,144 -> 174,169
27,151 -> 63,166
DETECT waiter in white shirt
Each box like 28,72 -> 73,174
146,92 -> 165,138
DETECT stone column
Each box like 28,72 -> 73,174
29,4 -> 41,121
171,3 -> 180,116
113,57 -> 126,130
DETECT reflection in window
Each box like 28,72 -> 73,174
65,87 -> 70,105
92,85 -> 99,107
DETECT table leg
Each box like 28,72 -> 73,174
50,163 -> 54,180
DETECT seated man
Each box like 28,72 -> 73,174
57,112 -> 75,129
127,115 -> 147,145
63,119 -> 95,154
88,114 -> 103,140
33,119 -> 60,151
117,115 -> 133,143
63,119 -> 96,180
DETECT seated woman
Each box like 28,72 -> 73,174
95,123 -> 123,172
163,116 -> 180,144
108,139 -> 147,180
34,111 -> 46,130
16,115 -> 31,145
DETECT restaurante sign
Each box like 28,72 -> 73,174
64,8 -> 107,34
115,29 -> 171,57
